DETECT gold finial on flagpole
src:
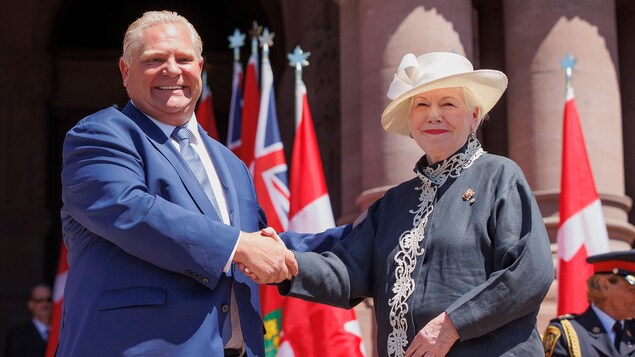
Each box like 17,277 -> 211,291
249,21 -> 263,56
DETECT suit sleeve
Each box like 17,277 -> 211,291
278,204 -> 378,309
445,178 -> 554,340
61,117 -> 250,289
279,224 -> 352,253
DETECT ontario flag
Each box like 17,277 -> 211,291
46,242 -> 69,357
196,70 -> 220,140
556,78 -> 610,315
240,43 -> 261,170
226,59 -> 243,156
272,78 -> 365,357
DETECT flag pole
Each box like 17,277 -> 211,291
288,45 -> 311,83
288,45 -> 311,129
228,28 -> 245,63
226,28 -> 245,154
560,53 -> 576,99
249,21 -> 263,79
239,21 -> 263,169
259,27 -> 274,61
249,21 -> 262,55
556,52 -> 610,315
287,45 -> 311,83
284,44 -> 366,356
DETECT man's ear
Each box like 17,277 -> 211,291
119,57 -> 129,88
599,275 -> 611,292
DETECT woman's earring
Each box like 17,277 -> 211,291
409,133 -> 414,139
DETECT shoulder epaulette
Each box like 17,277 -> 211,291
550,313 -> 577,322
544,315 -> 582,357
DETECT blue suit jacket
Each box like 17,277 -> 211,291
59,102 -> 269,356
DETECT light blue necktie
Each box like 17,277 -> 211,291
172,126 -> 221,216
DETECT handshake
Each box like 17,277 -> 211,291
233,228 -> 297,284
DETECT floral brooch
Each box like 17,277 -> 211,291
462,188 -> 475,205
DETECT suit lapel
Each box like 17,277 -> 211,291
121,102 -> 220,219
577,308 -> 616,356
197,124 -> 240,227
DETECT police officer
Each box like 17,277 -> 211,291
543,250 -> 635,356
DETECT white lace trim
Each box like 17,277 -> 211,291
386,137 -> 484,357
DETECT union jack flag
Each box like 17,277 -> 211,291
253,53 -> 289,232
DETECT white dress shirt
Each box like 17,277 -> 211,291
144,112 -> 244,351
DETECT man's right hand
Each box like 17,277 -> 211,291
233,230 -> 297,284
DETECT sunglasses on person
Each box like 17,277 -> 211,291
31,297 -> 52,303
609,269 -> 635,286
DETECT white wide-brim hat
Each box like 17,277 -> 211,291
381,52 -> 508,136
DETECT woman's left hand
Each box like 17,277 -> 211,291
405,312 -> 459,357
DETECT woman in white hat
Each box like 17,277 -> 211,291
276,52 -> 554,356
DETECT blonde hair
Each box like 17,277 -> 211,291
121,10 -> 203,64
463,87 -> 487,129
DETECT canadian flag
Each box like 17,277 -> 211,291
46,242 -> 68,357
274,77 -> 366,357
196,70 -> 220,140
556,81 -> 610,315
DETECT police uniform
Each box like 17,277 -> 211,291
543,250 -> 635,357
544,309 -> 635,356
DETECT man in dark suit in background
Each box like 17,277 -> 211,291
543,250 -> 635,357
4,284 -> 51,357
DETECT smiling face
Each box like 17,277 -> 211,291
119,22 -> 203,126
408,87 -> 479,164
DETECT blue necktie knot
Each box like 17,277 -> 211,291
171,125 -> 221,216
173,125 -> 193,144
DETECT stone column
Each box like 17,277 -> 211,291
339,0 -> 365,224
504,0 -> 634,244
504,0 -> 635,332
618,2 -> 635,230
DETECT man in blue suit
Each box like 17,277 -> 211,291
58,10 -> 344,357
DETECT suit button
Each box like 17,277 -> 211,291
202,277 -> 210,284
221,304 -> 229,313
